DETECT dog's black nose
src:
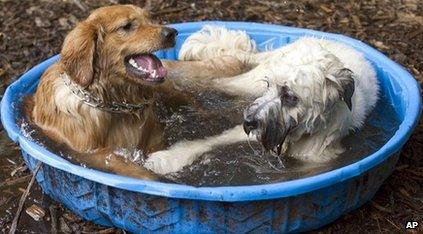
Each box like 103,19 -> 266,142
161,27 -> 178,43
243,118 -> 258,134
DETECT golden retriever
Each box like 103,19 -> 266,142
28,5 -> 245,179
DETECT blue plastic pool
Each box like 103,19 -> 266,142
1,22 -> 421,233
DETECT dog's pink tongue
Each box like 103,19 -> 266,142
155,66 -> 167,78
135,54 -> 167,78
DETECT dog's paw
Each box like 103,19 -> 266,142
144,151 -> 177,175
145,140 -> 210,175
144,150 -> 185,175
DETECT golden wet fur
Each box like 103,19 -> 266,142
28,5 -> 245,179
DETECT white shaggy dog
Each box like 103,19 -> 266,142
145,26 -> 379,175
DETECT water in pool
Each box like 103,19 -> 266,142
19,87 -> 400,186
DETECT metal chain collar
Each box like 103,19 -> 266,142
61,73 -> 149,114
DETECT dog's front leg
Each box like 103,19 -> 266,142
144,125 -> 252,175
162,56 -> 248,82
75,149 -> 158,180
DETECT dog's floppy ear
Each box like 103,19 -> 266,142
278,85 -> 298,107
327,68 -> 355,111
61,21 -> 97,88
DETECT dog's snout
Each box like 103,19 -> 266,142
161,27 -> 178,43
243,118 -> 258,134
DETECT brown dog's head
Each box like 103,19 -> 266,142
61,4 -> 177,88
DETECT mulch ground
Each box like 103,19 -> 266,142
0,0 -> 422,233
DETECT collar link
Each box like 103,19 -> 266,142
61,73 -> 149,114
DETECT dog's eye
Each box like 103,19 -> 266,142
120,22 -> 133,31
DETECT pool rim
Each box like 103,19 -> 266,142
1,21 -> 421,202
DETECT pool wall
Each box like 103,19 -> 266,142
22,150 -> 400,233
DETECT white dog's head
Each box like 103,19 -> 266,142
243,68 -> 355,154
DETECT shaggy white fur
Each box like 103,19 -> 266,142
145,125 -> 248,174
145,26 -> 379,175
178,25 -> 258,63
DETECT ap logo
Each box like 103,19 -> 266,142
405,221 -> 419,229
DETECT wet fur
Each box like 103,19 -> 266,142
29,6 -> 246,180
145,26 -> 379,174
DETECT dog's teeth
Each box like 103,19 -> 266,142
152,69 -> 157,78
129,59 -> 137,68
129,61 -> 150,74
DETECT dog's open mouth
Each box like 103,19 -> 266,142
125,53 -> 167,83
